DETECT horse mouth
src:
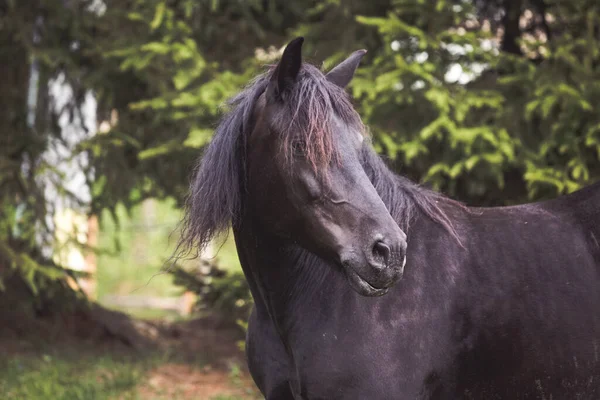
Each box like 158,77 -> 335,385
343,266 -> 390,297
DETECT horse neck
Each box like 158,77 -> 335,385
233,220 -> 342,332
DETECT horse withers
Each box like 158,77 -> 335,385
179,37 -> 600,399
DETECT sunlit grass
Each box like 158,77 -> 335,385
0,346 -> 259,400
0,349 -> 154,399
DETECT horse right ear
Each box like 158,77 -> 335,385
326,49 -> 367,88
267,37 -> 304,101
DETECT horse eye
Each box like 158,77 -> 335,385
292,141 -> 307,156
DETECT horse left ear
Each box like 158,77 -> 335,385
326,50 -> 367,88
268,37 -> 304,101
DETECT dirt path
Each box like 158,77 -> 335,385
141,315 -> 262,399
137,363 -> 259,399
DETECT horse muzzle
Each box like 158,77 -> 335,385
341,235 -> 407,297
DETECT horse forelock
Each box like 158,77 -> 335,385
267,63 -> 366,172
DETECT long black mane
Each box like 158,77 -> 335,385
175,74 -> 267,259
177,63 -> 461,258
360,146 -> 463,239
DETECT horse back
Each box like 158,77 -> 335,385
453,186 -> 600,397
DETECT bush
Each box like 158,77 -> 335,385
170,259 -> 252,324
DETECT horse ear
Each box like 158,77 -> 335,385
268,37 -> 304,100
326,50 -> 367,88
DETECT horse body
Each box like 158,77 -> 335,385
241,180 -> 600,399
178,38 -> 600,399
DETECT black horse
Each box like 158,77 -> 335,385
178,38 -> 600,399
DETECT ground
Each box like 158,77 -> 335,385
0,311 -> 261,400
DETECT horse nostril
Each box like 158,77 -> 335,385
372,240 -> 391,266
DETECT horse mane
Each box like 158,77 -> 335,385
176,62 -> 461,259
360,146 -> 464,241
174,74 -> 267,259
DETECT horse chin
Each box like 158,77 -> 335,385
344,267 -> 390,297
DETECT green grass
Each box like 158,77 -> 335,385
3,192 -> 252,399
0,348 -> 156,400
0,347 -> 260,400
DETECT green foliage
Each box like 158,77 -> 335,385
84,0 -> 313,212
2,0 -> 600,313
0,0 -> 299,308
350,0 -> 600,204
95,200 -> 182,300
170,260 -> 252,324
0,241 -> 71,296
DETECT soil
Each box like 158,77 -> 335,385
137,315 -> 260,399
137,363 -> 258,399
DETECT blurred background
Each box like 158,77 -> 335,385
1,0 -> 599,398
